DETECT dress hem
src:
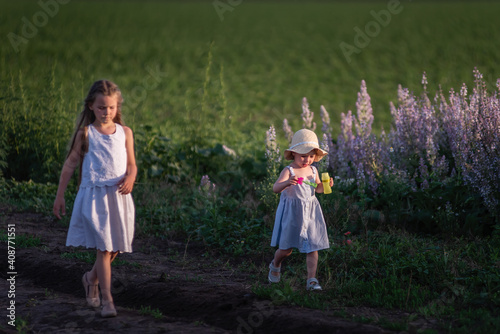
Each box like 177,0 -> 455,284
270,244 -> 330,253
66,243 -> 132,254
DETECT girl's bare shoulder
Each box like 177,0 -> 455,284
75,127 -> 88,142
279,166 -> 291,175
121,125 -> 134,136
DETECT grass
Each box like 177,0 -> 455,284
1,170 -> 499,333
252,230 -> 500,332
139,305 -> 163,319
15,316 -> 31,334
60,251 -> 96,264
1,172 -> 499,332
0,231 -> 42,248
2,1 -> 500,162
44,288 -> 58,299
0,179 -> 64,213
60,250 -> 141,268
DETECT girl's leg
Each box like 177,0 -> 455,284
94,250 -> 118,317
270,248 -> 293,279
306,251 -> 318,279
95,251 -> 113,301
83,250 -> 117,308
87,251 -> 118,284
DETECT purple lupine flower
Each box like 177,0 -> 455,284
439,69 -> 500,213
335,110 -> 355,178
356,162 -> 366,195
410,171 -> 418,192
419,158 -> 429,189
460,83 -> 468,97
321,133 -> 330,154
283,119 -> 293,144
265,125 -> 281,165
450,168 -> 456,178
320,105 -> 331,136
301,97 -> 317,131
389,76 -> 440,173
432,155 -> 449,179
318,133 -> 331,172
355,80 -> 374,139
422,71 -> 428,92
319,105 -> 334,171
199,175 -> 216,198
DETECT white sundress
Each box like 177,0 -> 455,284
66,123 -> 135,253
270,166 -> 330,253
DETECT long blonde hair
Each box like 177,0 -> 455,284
67,80 -> 124,182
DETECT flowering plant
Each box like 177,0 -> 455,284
199,175 -> 216,199
274,69 -> 499,233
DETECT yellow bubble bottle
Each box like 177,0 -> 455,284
321,172 -> 332,194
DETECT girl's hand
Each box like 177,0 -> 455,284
288,175 -> 298,186
117,175 -> 135,195
330,177 -> 334,187
273,168 -> 299,193
53,196 -> 66,220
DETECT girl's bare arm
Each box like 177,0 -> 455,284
117,126 -> 137,195
273,168 -> 297,193
53,129 -> 84,219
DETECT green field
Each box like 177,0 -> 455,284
2,0 -> 500,141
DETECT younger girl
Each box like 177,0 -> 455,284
269,129 -> 333,290
53,80 -> 137,318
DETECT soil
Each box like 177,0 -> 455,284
0,207 -> 442,334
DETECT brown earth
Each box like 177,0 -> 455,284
0,208 -> 442,334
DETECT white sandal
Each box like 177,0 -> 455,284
306,278 -> 322,291
82,272 -> 100,308
268,262 -> 281,283
101,300 -> 117,318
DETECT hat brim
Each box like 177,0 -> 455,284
284,146 -> 328,162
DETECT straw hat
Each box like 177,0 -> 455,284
284,129 -> 328,162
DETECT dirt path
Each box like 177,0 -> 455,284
0,209 -> 439,333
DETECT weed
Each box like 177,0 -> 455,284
352,315 -> 374,324
60,251 -> 96,264
112,258 -> 142,268
139,305 -> 163,319
0,231 -> 41,248
192,320 -> 206,326
26,298 -> 39,307
44,288 -> 58,299
378,317 -> 407,331
15,316 -> 31,334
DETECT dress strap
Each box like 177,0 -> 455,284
288,166 -> 316,176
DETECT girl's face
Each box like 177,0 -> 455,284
292,150 -> 316,168
89,94 -> 118,125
